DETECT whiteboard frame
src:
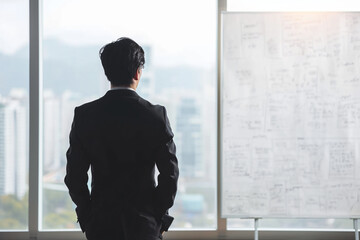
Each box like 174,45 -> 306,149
220,11 -> 360,219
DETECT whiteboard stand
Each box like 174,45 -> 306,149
354,218 -> 359,240
254,218 -> 260,240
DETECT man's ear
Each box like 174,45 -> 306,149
134,67 -> 142,81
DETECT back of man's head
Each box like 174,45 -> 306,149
99,37 -> 145,86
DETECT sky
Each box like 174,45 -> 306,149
1,0 -> 360,67
0,0 -> 29,55
0,0 -> 217,67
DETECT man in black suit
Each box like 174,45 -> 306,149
64,37 -> 179,240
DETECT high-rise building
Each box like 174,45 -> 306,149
60,91 -> 82,169
0,89 -> 27,199
176,97 -> 203,178
43,90 -> 61,172
0,100 -> 6,196
136,45 -> 153,99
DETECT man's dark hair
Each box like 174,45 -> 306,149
99,37 -> 145,86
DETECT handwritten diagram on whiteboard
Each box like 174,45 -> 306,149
221,12 -> 360,218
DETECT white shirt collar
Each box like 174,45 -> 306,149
110,86 -> 135,92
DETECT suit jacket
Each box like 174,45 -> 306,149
64,89 -> 179,239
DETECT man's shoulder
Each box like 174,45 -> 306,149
138,96 -> 164,111
74,97 -> 104,115
138,97 -> 173,140
137,97 -> 166,121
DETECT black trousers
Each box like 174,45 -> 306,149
85,207 -> 163,240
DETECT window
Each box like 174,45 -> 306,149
0,0 -> 358,239
0,0 -> 29,230
41,0 -> 217,230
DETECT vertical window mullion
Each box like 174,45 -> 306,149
217,0 -> 227,236
29,0 -> 42,237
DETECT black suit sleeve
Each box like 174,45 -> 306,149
64,107 -> 91,232
154,107 -> 179,227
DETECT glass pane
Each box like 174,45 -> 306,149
227,219 -> 254,230
260,219 -> 353,229
42,0 -> 216,230
0,0 -> 29,230
228,218 -> 353,230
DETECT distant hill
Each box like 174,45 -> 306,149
0,50 -> 28,95
42,39 -> 103,96
0,39 -> 204,97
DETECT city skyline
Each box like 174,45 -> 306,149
0,39 -> 217,229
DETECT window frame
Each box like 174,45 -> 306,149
0,0 -> 357,239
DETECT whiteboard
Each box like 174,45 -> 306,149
221,12 -> 360,218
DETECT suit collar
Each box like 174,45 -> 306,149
104,89 -> 140,98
